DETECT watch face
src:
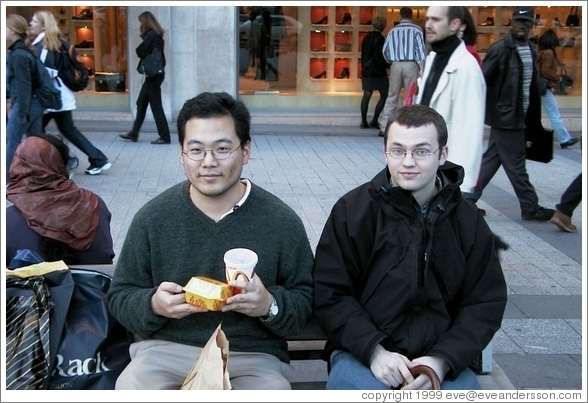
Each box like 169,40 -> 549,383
270,300 -> 278,316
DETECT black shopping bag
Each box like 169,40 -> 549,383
48,268 -> 133,390
525,125 -> 554,163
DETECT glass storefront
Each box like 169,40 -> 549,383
237,5 -> 582,109
6,5 -> 128,109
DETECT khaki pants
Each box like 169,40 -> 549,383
115,339 -> 294,390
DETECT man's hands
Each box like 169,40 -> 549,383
150,276 -> 273,319
369,345 -> 448,390
221,275 -> 273,317
151,282 -> 207,319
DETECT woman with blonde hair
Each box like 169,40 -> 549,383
120,10 -> 171,144
6,13 -> 45,182
29,10 -> 112,175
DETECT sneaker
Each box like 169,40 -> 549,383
550,209 -> 577,232
560,137 -> 580,149
521,206 -> 555,221
85,161 -> 112,175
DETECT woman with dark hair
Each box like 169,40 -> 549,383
6,133 -> 115,266
459,7 -> 481,67
359,16 -> 389,129
120,11 -> 171,144
5,14 -> 45,182
537,29 -> 579,149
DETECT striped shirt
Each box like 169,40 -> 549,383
382,20 -> 427,64
517,44 -> 533,113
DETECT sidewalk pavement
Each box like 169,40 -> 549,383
47,118 -> 583,390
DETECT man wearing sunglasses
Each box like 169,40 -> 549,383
313,105 -> 507,390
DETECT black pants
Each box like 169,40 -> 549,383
473,127 -> 540,215
131,74 -> 170,141
43,111 -> 108,167
556,174 -> 582,217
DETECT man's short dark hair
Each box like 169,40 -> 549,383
176,92 -> 251,147
399,7 -> 412,20
384,105 -> 448,151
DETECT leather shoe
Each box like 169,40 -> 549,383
119,133 -> 138,142
560,137 -> 580,149
378,130 -> 385,137
360,121 -> 369,129
151,137 -> 170,145
521,206 -> 555,221
550,209 -> 577,232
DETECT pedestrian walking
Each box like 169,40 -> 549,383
536,29 -> 580,149
6,14 -> 45,182
473,6 -> 555,222
417,6 -> 486,200
378,7 -> 427,135
29,10 -> 112,176
120,11 -> 171,144
359,17 -> 389,130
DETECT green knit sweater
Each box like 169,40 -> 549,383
107,181 -> 314,363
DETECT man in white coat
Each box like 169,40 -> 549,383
416,6 -> 485,200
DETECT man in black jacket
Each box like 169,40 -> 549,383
313,105 -> 507,390
473,6 -> 554,221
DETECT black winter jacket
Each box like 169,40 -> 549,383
8,40 -> 36,123
361,31 -> 388,78
482,31 -> 542,130
313,163 -> 507,379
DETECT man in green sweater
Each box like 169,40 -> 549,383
108,92 -> 314,389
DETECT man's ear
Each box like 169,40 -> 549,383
450,18 -> 462,35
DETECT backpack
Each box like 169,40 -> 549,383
31,55 -> 62,110
56,40 -> 89,92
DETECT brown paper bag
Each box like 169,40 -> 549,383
181,323 -> 231,390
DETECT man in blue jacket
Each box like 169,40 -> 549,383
313,105 -> 507,390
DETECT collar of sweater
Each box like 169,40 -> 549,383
430,34 -> 461,56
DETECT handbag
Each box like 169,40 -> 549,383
141,47 -> 165,78
525,125 -> 554,163
565,6 -> 580,27
403,81 -> 419,106
95,72 -> 126,92
539,77 -> 549,96
556,68 -> 573,95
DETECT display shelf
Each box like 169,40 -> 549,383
358,6 -> 375,25
310,30 -> 328,52
310,57 -> 328,79
334,58 -> 351,79
335,6 -> 352,25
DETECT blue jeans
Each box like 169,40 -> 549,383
326,350 -> 481,390
6,99 -> 45,181
541,90 -> 572,144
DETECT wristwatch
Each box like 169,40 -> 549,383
261,295 -> 279,323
